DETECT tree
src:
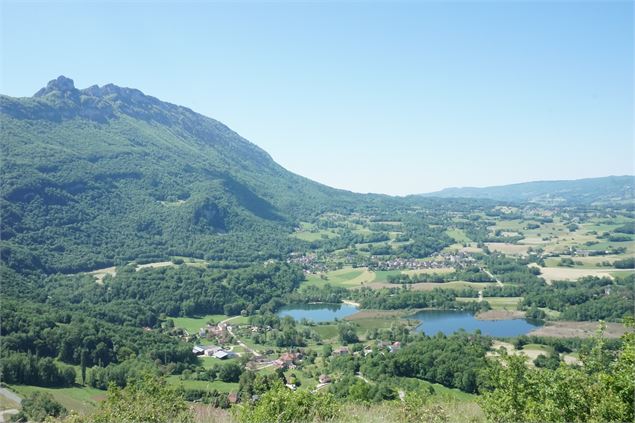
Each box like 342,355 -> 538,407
11,392 -> 66,422
399,389 -> 449,423
480,321 -> 635,422
80,375 -> 193,423
218,363 -> 243,383
338,323 -> 359,345
233,382 -> 339,423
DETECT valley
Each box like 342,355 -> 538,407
1,77 -> 633,423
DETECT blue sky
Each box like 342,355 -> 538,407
2,1 -> 633,195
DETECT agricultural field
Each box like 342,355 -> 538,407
535,265 -> 630,283
172,314 -> 232,334
165,376 -> 239,393
304,267 -> 375,288
8,385 -> 106,414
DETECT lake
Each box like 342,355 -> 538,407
410,310 -> 541,337
277,303 -> 359,323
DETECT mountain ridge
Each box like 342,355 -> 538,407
420,175 -> 635,204
1,76 -> 384,273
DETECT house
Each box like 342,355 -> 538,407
285,383 -> 297,391
389,341 -> 401,353
332,346 -> 349,356
228,392 -> 238,404
318,374 -> 332,384
377,340 -> 391,349
192,346 -> 205,355
203,345 -> 222,356
213,350 -> 229,360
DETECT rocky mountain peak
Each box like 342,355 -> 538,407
34,75 -> 78,97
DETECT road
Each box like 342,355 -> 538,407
0,387 -> 22,423
221,316 -> 262,357
482,268 -> 503,287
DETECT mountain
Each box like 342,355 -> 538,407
421,176 -> 635,205
1,76 -> 387,273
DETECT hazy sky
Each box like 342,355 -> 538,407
2,1 -> 633,195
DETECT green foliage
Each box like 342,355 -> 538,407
233,382 -> 339,423
399,389 -> 449,423
613,256 -> 635,269
80,375 -> 193,423
11,392 -> 67,422
338,323 -> 359,345
480,322 -> 635,422
1,353 -> 76,387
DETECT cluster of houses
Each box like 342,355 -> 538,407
369,252 -> 476,271
198,322 -> 232,344
191,344 -> 235,360
286,252 -> 328,274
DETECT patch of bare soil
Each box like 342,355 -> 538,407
528,321 -> 629,338
345,310 -> 409,320
475,310 -> 525,320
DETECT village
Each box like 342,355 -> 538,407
187,318 -> 405,395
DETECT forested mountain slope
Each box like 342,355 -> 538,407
422,175 -> 635,205
0,76 -> 382,273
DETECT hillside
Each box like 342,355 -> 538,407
0,76 -> 383,273
421,176 -> 635,205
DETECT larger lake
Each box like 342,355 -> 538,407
410,310 -> 541,337
277,303 -> 359,323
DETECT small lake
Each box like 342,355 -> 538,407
277,303 -> 359,323
410,310 -> 541,337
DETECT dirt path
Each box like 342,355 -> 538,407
221,316 -> 262,357
482,268 -> 503,287
0,387 -> 22,423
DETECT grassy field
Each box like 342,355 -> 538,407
172,314 -> 230,333
0,394 -> 20,410
535,265 -> 626,283
369,280 -> 496,291
304,267 -> 375,288
312,324 -> 339,340
457,296 -> 522,310
9,385 -> 106,414
446,228 -> 471,243
484,297 -> 522,310
291,222 -> 339,242
165,376 -> 239,393
484,242 -> 532,255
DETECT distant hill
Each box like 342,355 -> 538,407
1,76 -> 389,273
421,176 -> 635,205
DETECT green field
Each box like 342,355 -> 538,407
9,385 -> 106,414
304,267 -> 375,288
312,324 -> 339,340
172,314 -> 229,333
457,296 -> 522,310
165,376 -> 238,393
484,297 -> 522,310
446,228 -> 471,243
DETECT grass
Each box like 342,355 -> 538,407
165,376 -> 238,393
457,296 -> 522,310
484,297 -> 522,310
446,228 -> 471,243
304,267 -> 375,289
0,394 -> 20,410
292,229 -> 339,242
172,314 -> 230,334
9,384 -> 106,414
522,343 -> 554,354
352,317 -> 412,332
312,324 -> 339,339
372,270 -> 403,283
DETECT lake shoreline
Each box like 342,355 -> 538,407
475,310 -> 526,321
